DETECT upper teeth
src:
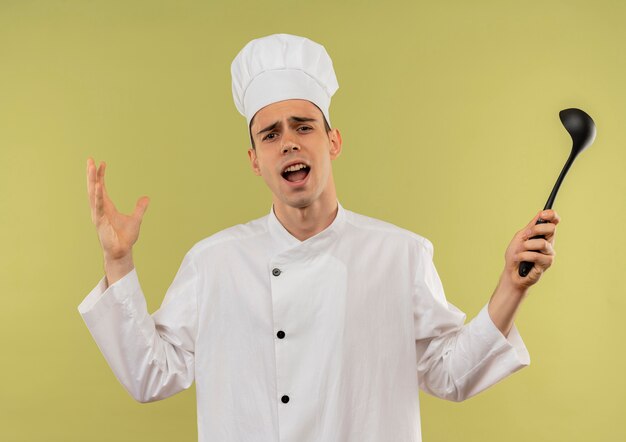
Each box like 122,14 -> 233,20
284,163 -> 307,173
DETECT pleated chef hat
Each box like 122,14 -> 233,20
231,33 -> 339,127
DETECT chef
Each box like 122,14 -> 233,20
80,33 -> 560,442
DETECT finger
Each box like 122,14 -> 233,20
97,161 -> 108,195
520,210 -> 562,241
528,222 -> 557,239
97,161 -> 116,208
132,196 -> 150,221
518,211 -> 543,239
516,250 -> 555,269
87,158 -> 96,210
524,238 -> 555,255
95,181 -> 104,220
539,209 -> 561,225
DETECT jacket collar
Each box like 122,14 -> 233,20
267,201 -> 346,259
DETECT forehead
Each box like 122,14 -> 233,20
251,99 -> 323,130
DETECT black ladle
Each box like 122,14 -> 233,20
518,108 -> 596,277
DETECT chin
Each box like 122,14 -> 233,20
280,193 -> 316,209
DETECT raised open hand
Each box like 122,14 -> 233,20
86,158 -> 150,262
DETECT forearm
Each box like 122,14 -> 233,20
417,304 -> 529,401
488,275 -> 528,337
78,270 -> 195,402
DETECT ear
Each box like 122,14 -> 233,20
328,128 -> 343,160
248,148 -> 262,176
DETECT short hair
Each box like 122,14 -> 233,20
248,103 -> 332,150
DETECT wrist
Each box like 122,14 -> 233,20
103,253 -> 134,287
497,272 -> 528,300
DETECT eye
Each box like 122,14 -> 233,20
262,132 -> 278,142
298,126 -> 312,132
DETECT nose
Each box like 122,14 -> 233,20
281,144 -> 300,154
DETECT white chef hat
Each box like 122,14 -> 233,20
231,33 -> 339,127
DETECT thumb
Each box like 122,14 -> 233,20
132,196 -> 150,221
525,210 -> 543,229
516,211 -> 542,241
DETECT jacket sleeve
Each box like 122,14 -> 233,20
413,239 -> 530,402
78,251 -> 198,403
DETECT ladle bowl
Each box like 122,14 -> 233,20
559,108 -> 596,155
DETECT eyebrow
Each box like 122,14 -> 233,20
256,116 -> 318,136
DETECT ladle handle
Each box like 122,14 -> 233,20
518,218 -> 549,277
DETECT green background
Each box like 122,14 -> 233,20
1,0 -> 625,441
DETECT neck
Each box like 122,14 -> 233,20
272,190 -> 338,242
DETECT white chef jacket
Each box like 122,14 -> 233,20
78,203 -> 529,442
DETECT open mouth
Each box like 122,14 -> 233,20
281,163 -> 310,183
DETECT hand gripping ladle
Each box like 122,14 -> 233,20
518,108 -> 597,277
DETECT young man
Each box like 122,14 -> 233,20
80,34 -> 559,442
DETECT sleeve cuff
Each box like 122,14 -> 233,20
77,268 -> 142,329
471,303 -> 530,367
